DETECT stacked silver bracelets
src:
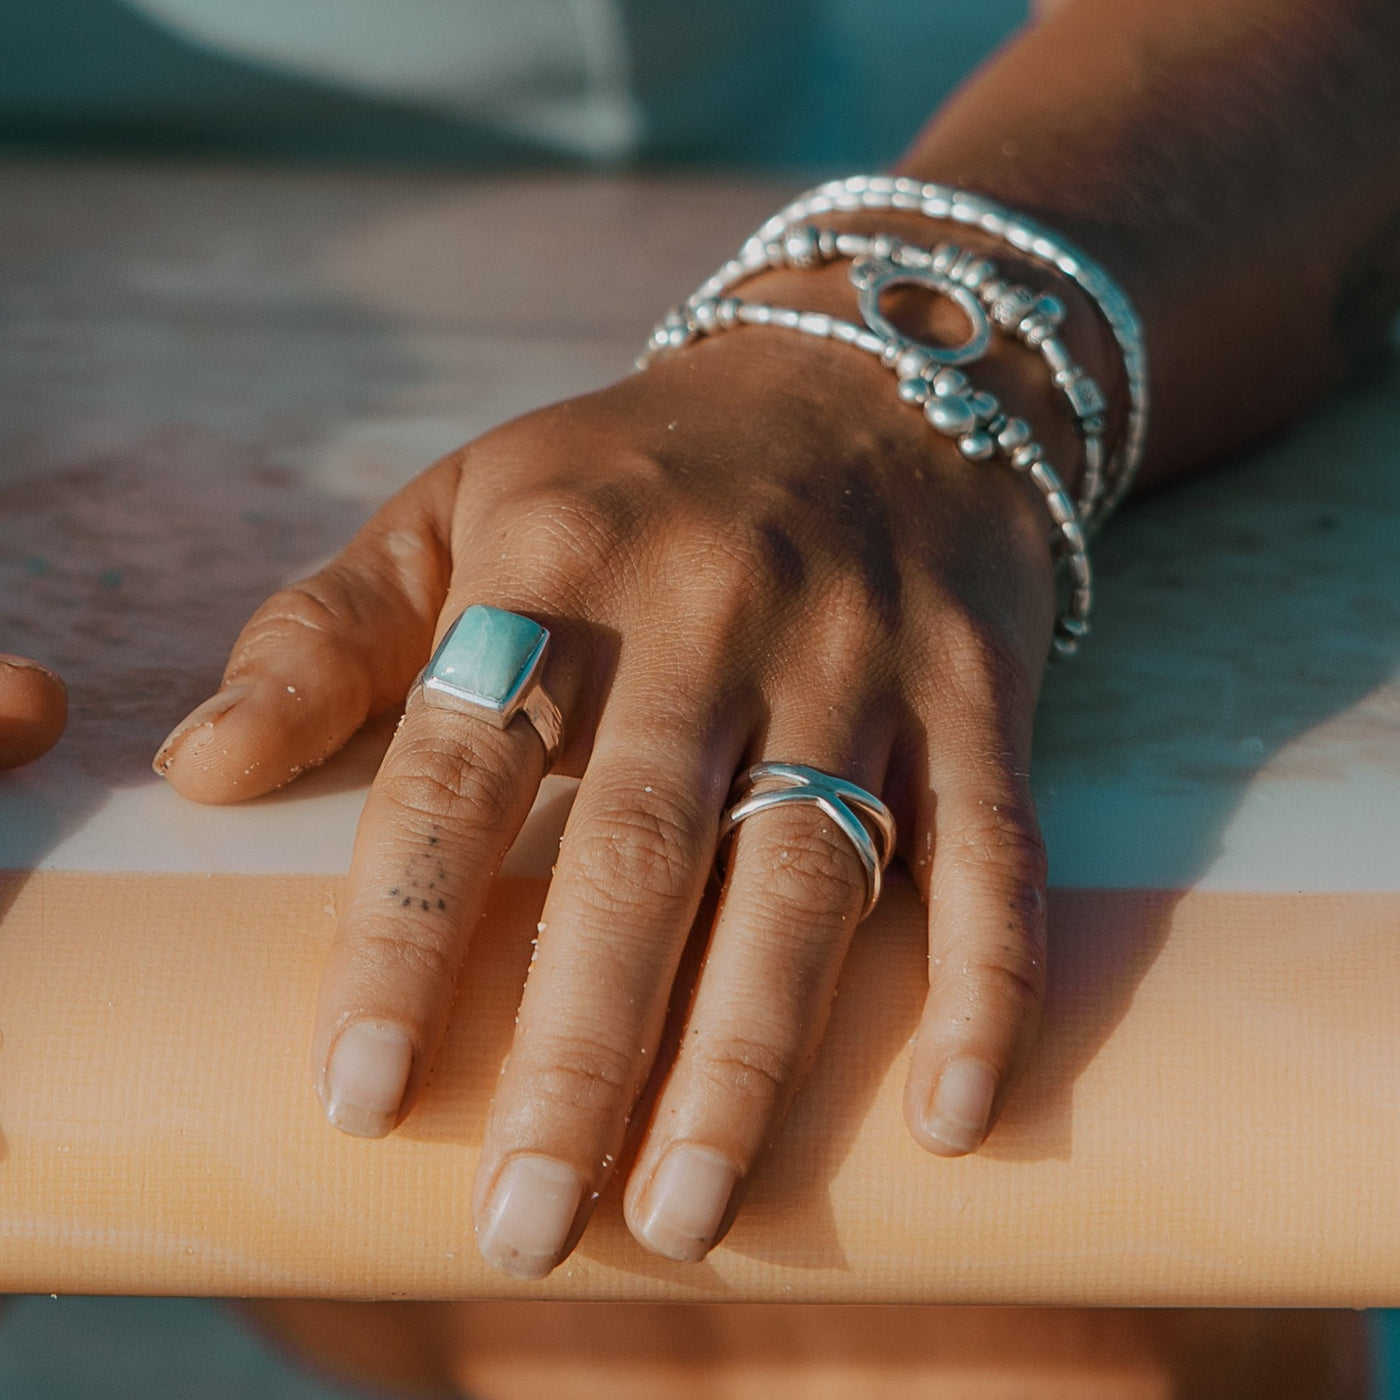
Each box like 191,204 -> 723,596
640,175 -> 1149,658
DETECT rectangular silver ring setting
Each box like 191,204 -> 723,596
420,604 -> 549,727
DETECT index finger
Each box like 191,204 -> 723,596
154,458 -> 457,803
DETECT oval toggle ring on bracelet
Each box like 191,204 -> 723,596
718,762 -> 897,920
850,255 -> 992,367
410,604 -> 564,767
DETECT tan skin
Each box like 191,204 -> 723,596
2,0 -> 1389,1390
0,654 -> 66,772
147,0 -> 1400,1285
160,316 -> 1066,1271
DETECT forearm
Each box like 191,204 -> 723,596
900,0 -> 1400,487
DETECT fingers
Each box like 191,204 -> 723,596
470,691 -> 748,1279
622,743 -> 883,1262
313,685 -> 549,1140
580,657 -> 891,1263
154,461 -> 457,802
903,641 -> 1048,1158
904,780 -> 1047,1157
0,655 -> 67,770
310,523 -> 601,1148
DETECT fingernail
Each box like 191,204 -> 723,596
476,1155 -> 584,1279
324,1021 -> 414,1138
152,682 -> 252,773
635,1145 -> 738,1263
0,655 -> 63,683
923,1057 -> 998,1155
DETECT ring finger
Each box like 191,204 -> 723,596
622,712 -> 894,1263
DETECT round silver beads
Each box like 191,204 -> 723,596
638,192 -> 1118,658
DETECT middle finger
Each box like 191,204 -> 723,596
470,675 -> 753,1279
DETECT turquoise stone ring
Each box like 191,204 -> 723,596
415,605 -> 563,765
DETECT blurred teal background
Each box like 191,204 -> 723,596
0,1299 -> 366,1399
0,1296 -> 1392,1397
0,0 -> 1027,170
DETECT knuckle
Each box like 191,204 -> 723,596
946,806 -> 1047,890
767,571 -> 894,696
519,1032 -> 640,1117
690,1029 -> 797,1109
569,786 -> 705,917
661,512 -> 809,637
500,487 -> 633,595
938,610 -> 1038,722
665,582 -> 759,684
378,742 -> 520,833
711,515 -> 807,601
933,802 -> 1048,1031
348,928 -> 456,989
945,802 -> 1049,893
367,526 -> 449,620
741,816 -> 867,922
963,941 -> 1046,1026
230,567 -> 431,709
266,578 -> 357,632
645,529 -> 764,664
235,580 -> 358,664
815,579 -> 886,672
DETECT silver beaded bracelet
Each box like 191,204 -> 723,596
645,282 -> 1091,658
690,175 -> 1150,526
641,177 -> 1150,658
649,228 -> 1112,526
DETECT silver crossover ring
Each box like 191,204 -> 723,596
410,604 -> 563,767
718,762 -> 896,920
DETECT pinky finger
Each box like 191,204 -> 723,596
903,773 -> 1048,1158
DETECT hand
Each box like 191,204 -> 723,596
157,325 -> 1056,1277
0,655 -> 67,770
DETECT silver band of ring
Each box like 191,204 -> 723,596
718,762 -> 896,920
408,604 -> 563,767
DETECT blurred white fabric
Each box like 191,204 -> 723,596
121,0 -> 644,157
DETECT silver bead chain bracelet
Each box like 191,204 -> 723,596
699,174 -> 1150,525
645,281 -> 1092,656
640,176 -> 1150,659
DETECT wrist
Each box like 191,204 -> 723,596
638,176 -> 1135,654
635,304 -> 1064,603
736,244 -> 1115,511
655,186 -> 1134,522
